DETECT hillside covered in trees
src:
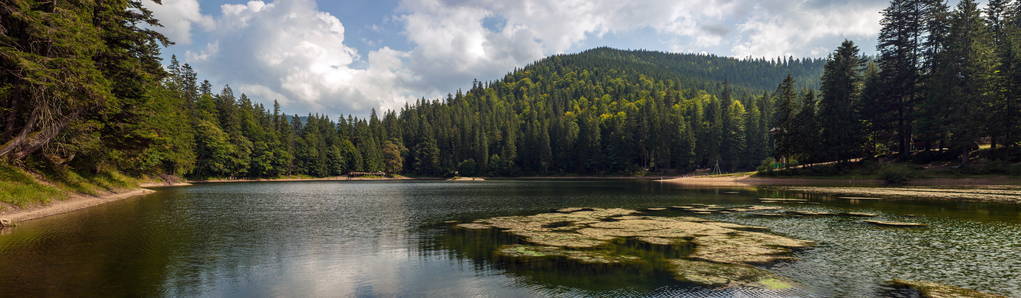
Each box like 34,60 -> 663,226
0,0 -> 827,180
3,0 -> 1021,187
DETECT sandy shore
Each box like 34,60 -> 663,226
191,176 -> 422,183
662,175 -> 1019,187
662,175 -> 881,187
447,177 -> 486,181
1,188 -> 156,224
784,186 -> 1021,203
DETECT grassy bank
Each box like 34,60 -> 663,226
0,164 -> 65,207
0,164 -> 141,208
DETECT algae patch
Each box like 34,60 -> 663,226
889,279 -> 1005,298
456,208 -> 812,290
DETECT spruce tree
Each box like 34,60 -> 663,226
819,40 -> 865,163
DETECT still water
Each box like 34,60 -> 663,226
1,180 -> 1020,297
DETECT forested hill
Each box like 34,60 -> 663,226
537,47 -> 825,92
2,0 -> 826,183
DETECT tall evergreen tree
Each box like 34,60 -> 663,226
818,40 -> 865,163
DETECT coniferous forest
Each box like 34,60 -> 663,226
2,0 -> 1020,180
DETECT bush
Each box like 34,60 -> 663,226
756,158 -> 778,176
877,164 -> 914,185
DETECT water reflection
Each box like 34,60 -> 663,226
0,180 -> 1019,297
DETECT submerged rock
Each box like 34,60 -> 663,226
889,279 -> 1005,298
455,208 -> 813,290
865,220 -> 927,227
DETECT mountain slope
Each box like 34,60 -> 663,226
393,48 -> 824,175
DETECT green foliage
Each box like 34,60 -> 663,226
4,0 -> 1020,187
382,140 -> 404,175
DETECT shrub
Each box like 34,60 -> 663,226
878,164 -> 913,185
757,158 -> 777,176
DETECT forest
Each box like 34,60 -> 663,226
1,0 -> 1020,181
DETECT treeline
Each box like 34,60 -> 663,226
769,0 -> 1021,168
161,51 -> 808,177
7,0 -> 1012,181
0,0 -> 827,179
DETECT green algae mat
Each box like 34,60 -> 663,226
454,207 -> 812,290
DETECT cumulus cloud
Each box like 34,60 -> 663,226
390,0 -> 888,105
154,0 -> 890,116
178,0 -> 415,115
142,0 -> 214,45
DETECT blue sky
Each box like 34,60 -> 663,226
145,0 -> 893,116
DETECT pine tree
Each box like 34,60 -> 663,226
943,0 -> 997,164
721,100 -> 747,171
877,0 -> 926,158
772,75 -> 799,167
818,40 -> 865,163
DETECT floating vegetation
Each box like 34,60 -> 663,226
670,259 -> 794,290
498,245 -> 642,264
787,210 -> 836,216
838,196 -> 883,200
841,212 -> 878,217
759,198 -> 809,203
455,208 -> 813,290
865,220 -> 928,227
889,279 -> 1005,298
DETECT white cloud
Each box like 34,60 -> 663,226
178,0 -> 415,115
142,0 -> 214,45
157,0 -> 889,117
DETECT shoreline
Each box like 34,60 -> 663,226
661,175 -> 882,187
189,176 -> 426,183
7,174 -> 1015,226
1,188 -> 156,224
661,175 -> 1020,187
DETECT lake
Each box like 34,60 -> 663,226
1,180 -> 1019,297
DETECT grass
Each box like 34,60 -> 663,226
39,166 -> 138,196
0,164 -> 66,207
0,162 -> 141,207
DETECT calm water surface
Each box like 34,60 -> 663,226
1,180 -> 1020,297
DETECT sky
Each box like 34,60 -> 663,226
145,0 -> 893,117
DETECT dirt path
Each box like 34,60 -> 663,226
1,188 -> 156,224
